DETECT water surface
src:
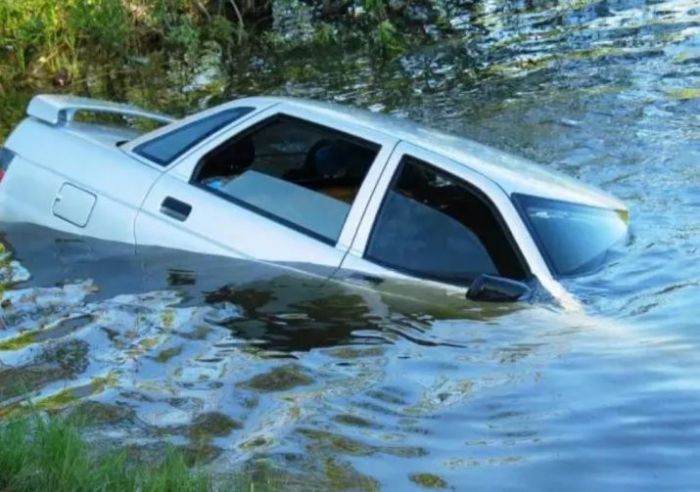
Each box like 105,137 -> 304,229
1,1 -> 700,489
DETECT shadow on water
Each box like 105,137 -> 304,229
0,223 -> 559,489
0,223 -> 524,353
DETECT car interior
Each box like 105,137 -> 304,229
366,157 -> 528,284
193,116 -> 379,242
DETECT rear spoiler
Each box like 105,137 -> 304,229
27,94 -> 175,126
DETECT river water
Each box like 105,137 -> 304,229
1,0 -> 699,490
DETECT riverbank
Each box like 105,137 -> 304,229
0,413 -> 275,491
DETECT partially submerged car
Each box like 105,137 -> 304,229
0,94 -> 629,306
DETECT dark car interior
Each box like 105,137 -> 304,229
195,116 -> 378,205
367,156 -> 528,284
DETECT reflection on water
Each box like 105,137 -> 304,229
1,0 -> 700,489
0,224 -> 557,489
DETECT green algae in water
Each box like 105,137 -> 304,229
34,388 -> 79,411
1,374 -> 115,417
177,324 -> 210,340
0,331 -> 37,351
383,446 -> 428,458
38,339 -> 90,374
65,400 -> 135,426
324,458 -> 379,492
161,309 -> 176,329
90,373 -> 120,394
241,458 -> 292,491
34,374 -> 118,413
333,414 -> 375,428
409,473 -> 449,489
0,364 -> 68,401
297,428 -> 375,456
179,442 -> 223,466
154,344 -> 183,363
328,346 -> 386,359
188,412 -> 242,440
240,436 -> 271,450
242,395 -> 259,409
139,337 -> 160,350
240,454 -> 379,491
0,316 -> 94,352
667,88 -> 700,100
239,364 -> 314,392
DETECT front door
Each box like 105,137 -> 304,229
337,142 -> 531,293
134,105 -> 397,279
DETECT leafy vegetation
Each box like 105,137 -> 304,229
0,413 -> 209,491
409,473 -> 449,489
0,0 -> 446,83
0,413 -> 276,491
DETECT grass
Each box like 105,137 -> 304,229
0,413 -> 269,492
0,0 -> 419,83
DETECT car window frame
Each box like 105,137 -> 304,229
512,192 -> 629,278
131,106 -> 256,166
345,142 -> 546,289
167,103 -> 400,251
121,100 -> 273,171
362,153 -> 531,285
188,113 -> 382,246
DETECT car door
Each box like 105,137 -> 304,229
134,103 -> 398,279
336,142 -> 535,294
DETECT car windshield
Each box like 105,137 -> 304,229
513,194 -> 628,277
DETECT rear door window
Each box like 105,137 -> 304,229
192,115 -> 380,244
366,156 -> 527,285
134,107 -> 254,166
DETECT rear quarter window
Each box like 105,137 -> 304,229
134,107 -> 254,166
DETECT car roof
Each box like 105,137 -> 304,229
231,96 -> 625,211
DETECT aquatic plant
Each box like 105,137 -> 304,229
409,472 -> 449,489
239,364 -> 315,392
0,414 -> 210,491
0,413 -> 281,491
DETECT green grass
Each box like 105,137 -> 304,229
0,414 -> 269,492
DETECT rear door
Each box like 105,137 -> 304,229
0,119 -> 164,244
134,104 -> 398,278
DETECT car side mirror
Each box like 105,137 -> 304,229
466,274 -> 531,303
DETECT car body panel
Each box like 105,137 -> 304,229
27,94 -> 174,126
335,141 -> 577,303
0,118 -> 162,243
134,103 -> 399,276
52,183 -> 97,227
0,94 -> 628,307
229,97 -> 625,210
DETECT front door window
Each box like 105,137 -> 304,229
365,156 -> 527,285
192,115 -> 379,244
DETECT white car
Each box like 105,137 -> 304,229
0,94 -> 629,305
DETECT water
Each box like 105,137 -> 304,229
1,0 -> 700,489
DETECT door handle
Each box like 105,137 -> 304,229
160,197 -> 192,222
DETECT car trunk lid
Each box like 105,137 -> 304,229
62,122 -> 142,148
